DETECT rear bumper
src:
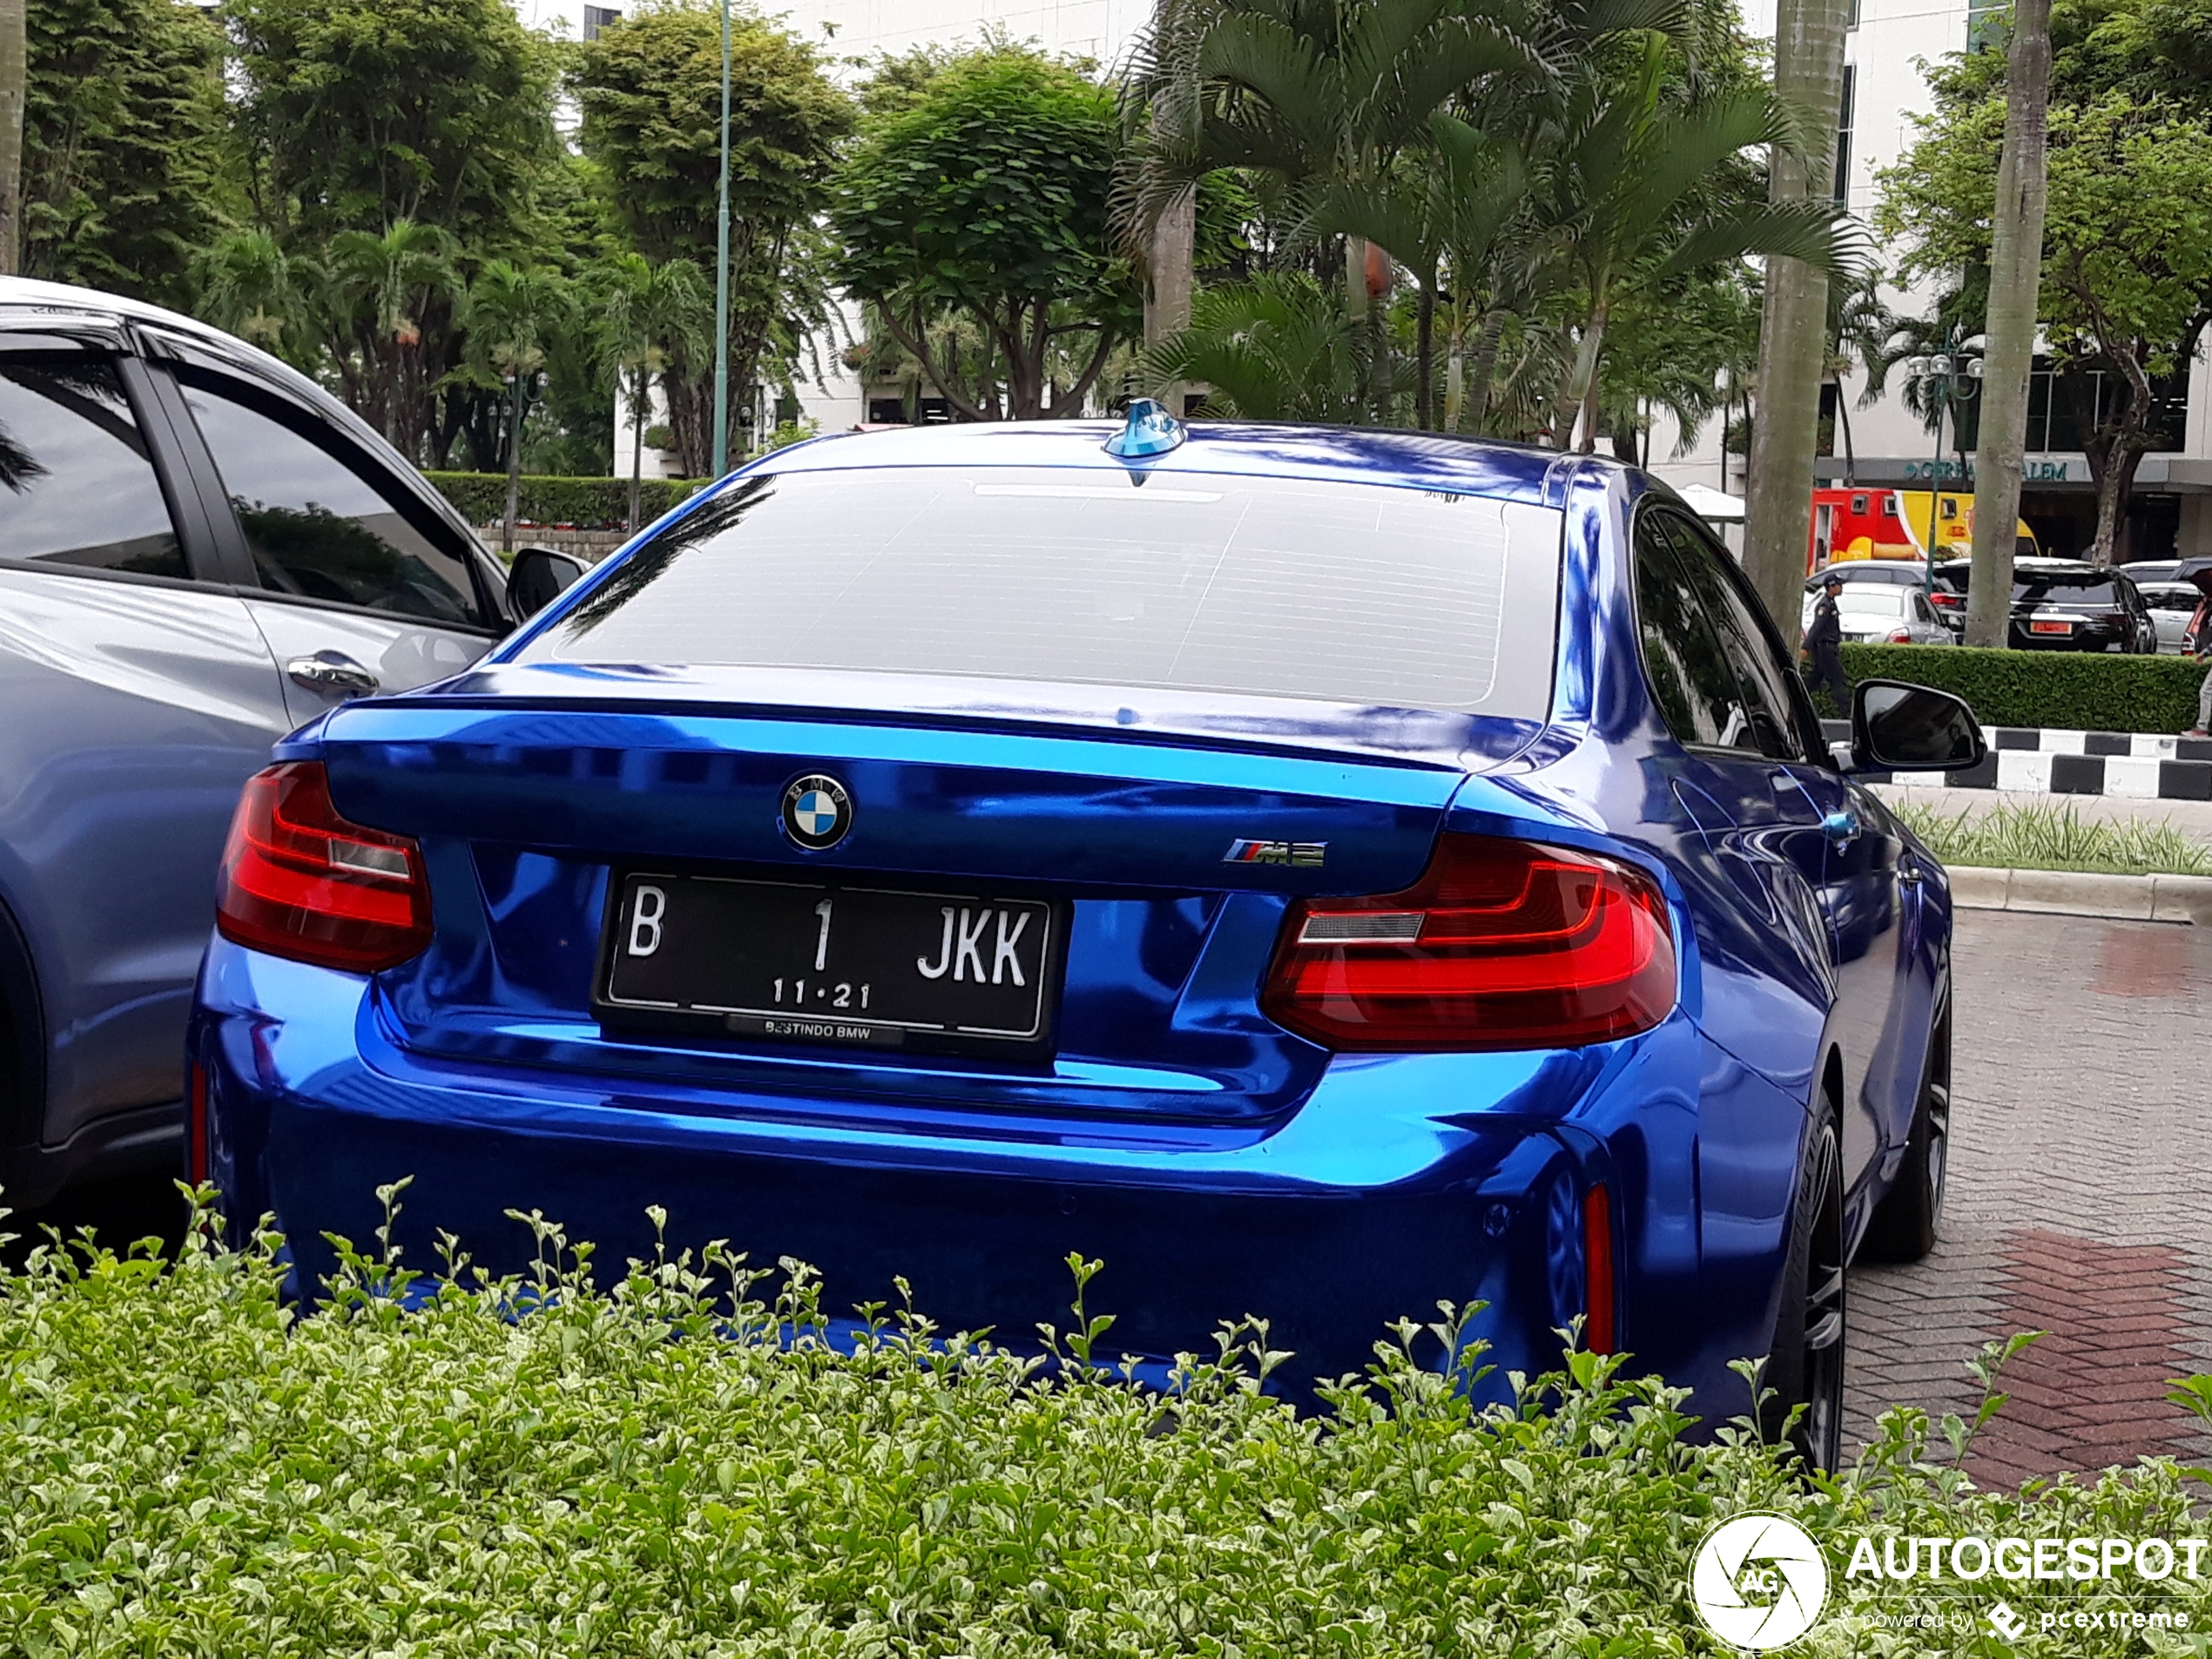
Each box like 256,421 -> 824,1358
192,934 -> 1779,1406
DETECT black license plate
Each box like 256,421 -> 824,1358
597,871 -> 1062,1055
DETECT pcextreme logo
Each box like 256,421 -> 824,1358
1690,1514 -> 1831,1649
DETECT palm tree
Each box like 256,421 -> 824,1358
592,253 -> 709,532
1823,272 -> 1909,485
326,219 -> 462,455
1142,271 -> 1381,420
1309,112 -> 1535,429
1121,0 -> 1545,420
463,261 -> 573,552
192,230 -> 322,364
1534,35 -> 1855,450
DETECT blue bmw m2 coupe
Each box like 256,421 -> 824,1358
190,408 -> 1983,1469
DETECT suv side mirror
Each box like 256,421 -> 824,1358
1850,678 -> 1986,772
506,546 -> 590,624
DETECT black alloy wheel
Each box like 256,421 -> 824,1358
1765,1109 -> 1846,1474
1863,1000 -> 1952,1263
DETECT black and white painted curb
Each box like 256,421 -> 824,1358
1820,720 -> 2212,799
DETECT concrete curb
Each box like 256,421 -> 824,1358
1946,866 -> 2212,924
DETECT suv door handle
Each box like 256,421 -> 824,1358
286,651 -> 380,698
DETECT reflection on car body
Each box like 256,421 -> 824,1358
191,408 -> 1974,1472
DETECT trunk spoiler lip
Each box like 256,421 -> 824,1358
304,663 -> 1554,776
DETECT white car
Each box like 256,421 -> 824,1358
2137,582 -> 2202,653
1799,583 -> 1957,645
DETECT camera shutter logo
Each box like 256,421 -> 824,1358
1690,1514 -> 1829,1649
781,775 -> 853,850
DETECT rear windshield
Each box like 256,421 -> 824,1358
1837,587 -> 1905,613
1934,567 -> 2119,604
2017,575 -> 2116,604
515,468 -> 1565,717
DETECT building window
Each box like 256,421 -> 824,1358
2025,356 -> 2189,453
1832,65 -> 1854,206
583,5 -> 620,39
1967,0 -> 2005,51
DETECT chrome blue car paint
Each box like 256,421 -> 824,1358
192,421 -> 1951,1418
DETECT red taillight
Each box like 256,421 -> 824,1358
215,762 -> 432,973
1885,626 -> 1912,644
1929,591 -> 1961,607
1260,833 -> 1676,1051
1583,1183 -> 1615,1354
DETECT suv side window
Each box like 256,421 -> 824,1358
1632,504 -> 1751,748
0,353 -> 185,580
1655,510 -> 1821,763
177,369 -> 489,627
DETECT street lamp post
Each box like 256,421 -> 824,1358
1902,337 -> 1985,600
710,0 -> 732,479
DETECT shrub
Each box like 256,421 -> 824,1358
424,471 -> 704,531
1896,799 -> 2212,876
1836,643 -> 2206,732
1,1193 -> 2208,1653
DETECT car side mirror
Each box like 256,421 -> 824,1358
1850,678 -> 1986,773
506,546 -> 589,624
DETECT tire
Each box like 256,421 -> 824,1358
1862,999 -> 1951,1264
1764,1106 -> 1846,1474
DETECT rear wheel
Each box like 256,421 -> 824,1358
1863,1001 -> 1951,1263
1765,1108 -> 1846,1473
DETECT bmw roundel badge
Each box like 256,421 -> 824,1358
780,774 -> 853,850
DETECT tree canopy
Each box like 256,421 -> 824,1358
1879,11 -> 2212,563
829,47 -> 1137,421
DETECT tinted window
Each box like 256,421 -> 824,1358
0,354 -> 183,578
1633,509 -> 1743,747
181,374 -> 483,625
2016,574 -> 2115,605
1655,512 -> 1809,761
518,469 -> 1564,717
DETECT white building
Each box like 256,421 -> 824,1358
624,0 -> 2212,558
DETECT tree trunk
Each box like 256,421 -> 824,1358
1571,304 -> 1609,453
1966,0 -> 2051,644
1743,0 -> 1851,647
1414,280 -> 1435,430
502,380 -> 524,554
1834,380 -> 1857,486
629,367 -> 645,535
0,0 -> 24,274
1463,308 -> 1506,435
1146,189 -> 1196,408
1445,316 -> 1466,430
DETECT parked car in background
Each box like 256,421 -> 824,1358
0,276 -> 584,1207
1929,558 -> 2158,653
2137,581 -> 2202,653
1799,582 -> 1954,646
1803,562 -> 1930,592
192,411 -> 1984,1470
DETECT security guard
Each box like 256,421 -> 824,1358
1803,573 -> 1849,711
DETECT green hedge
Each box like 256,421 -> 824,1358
424,471 -> 703,530
1835,643 -> 2205,732
0,1201 -> 2207,1652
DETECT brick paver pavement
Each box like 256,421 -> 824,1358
1844,907 -> 2212,1480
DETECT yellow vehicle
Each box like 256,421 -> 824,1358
1893,489 -> 2040,561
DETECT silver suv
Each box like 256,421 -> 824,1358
0,276 -> 581,1205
